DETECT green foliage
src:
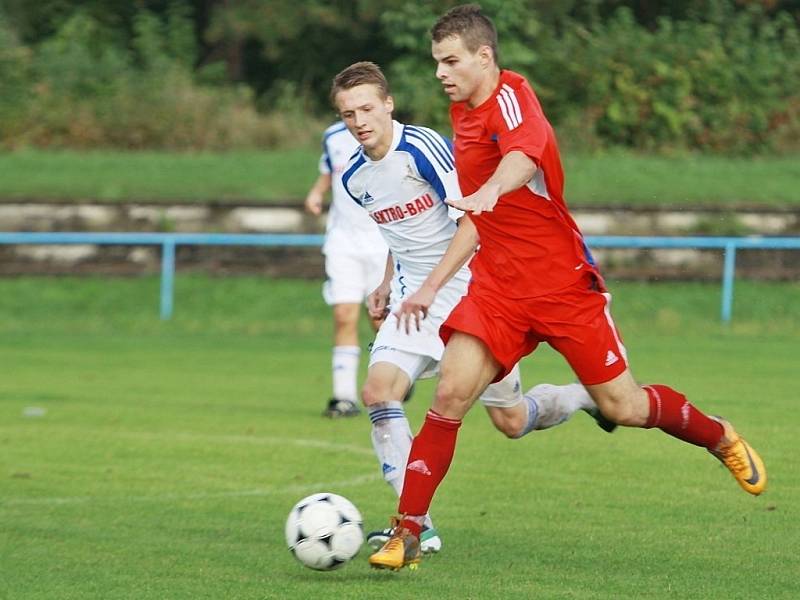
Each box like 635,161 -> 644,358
205,0 -> 395,114
374,0 -> 800,153
0,0 -> 798,153
0,3 -> 306,150
532,1 -> 800,153
379,2 -> 449,129
0,13 -> 34,136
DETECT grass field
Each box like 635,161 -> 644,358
1,149 -> 799,207
0,276 -> 798,599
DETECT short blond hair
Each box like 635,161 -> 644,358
330,61 -> 390,106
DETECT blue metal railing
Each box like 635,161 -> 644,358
0,232 -> 797,322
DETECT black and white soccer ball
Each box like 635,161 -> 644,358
285,492 -> 364,570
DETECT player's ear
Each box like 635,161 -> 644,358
478,45 -> 493,68
385,95 -> 394,114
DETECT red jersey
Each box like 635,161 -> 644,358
451,70 -> 599,298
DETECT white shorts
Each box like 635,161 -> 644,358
322,246 -> 387,306
478,363 -> 523,408
369,346 -> 439,383
369,310 -> 446,364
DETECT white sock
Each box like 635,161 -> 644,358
513,393 -> 540,438
368,401 -> 412,494
367,401 -> 434,531
526,383 -> 595,430
332,346 -> 359,401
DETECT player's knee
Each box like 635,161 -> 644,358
493,415 -> 524,439
595,396 -> 636,426
361,380 -> 388,407
433,378 -> 471,415
484,405 -> 527,438
332,305 -> 358,329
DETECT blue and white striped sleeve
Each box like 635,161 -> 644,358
318,137 -> 332,175
341,150 -> 366,205
402,126 -> 463,203
320,122 -> 348,175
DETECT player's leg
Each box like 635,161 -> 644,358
481,366 -> 614,437
402,334 -> 497,524
526,383 -> 617,432
321,249 -> 367,418
585,371 -> 766,495
551,285 -> 765,495
479,364 -> 527,436
369,331 -> 496,570
362,350 -> 442,554
322,302 -> 362,417
361,360 -> 415,495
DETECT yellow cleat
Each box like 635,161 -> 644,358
709,417 -> 767,496
368,518 -> 421,571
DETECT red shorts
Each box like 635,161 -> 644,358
440,275 -> 628,385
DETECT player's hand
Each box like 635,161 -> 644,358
304,191 -> 323,216
366,285 -> 390,320
394,287 -> 436,334
446,186 -> 499,216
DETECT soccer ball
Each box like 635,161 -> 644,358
285,492 -> 364,570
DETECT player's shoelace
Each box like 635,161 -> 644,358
383,535 -> 405,553
718,441 -> 747,472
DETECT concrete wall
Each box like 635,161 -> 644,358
1,202 -> 798,280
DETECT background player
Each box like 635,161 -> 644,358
370,4 -> 766,570
304,121 -> 389,417
331,61 -> 611,558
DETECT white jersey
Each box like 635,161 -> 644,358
319,122 -> 385,253
342,120 -> 470,318
343,121 -> 523,405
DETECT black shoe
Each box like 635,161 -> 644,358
585,406 -> 617,433
322,398 -> 361,418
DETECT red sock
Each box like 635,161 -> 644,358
643,384 -> 724,449
398,410 -> 461,537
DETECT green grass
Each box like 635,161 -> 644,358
0,149 -> 798,206
0,150 -> 317,204
562,151 -> 800,208
0,276 -> 798,599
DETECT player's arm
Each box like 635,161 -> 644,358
304,173 -> 331,216
395,215 -> 478,333
367,252 -> 394,320
446,151 -> 536,216
418,214 -> 478,293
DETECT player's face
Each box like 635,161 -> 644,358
335,84 -> 394,160
432,35 -> 490,107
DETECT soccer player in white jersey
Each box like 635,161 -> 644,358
305,121 -> 389,417
331,61 -> 613,556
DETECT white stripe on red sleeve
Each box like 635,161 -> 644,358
501,84 -> 523,125
496,92 -> 518,130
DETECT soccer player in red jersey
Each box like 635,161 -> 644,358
369,3 -> 767,571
